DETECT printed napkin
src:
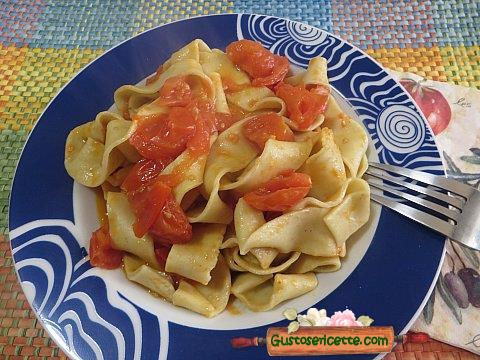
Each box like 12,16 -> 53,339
388,70 -> 480,354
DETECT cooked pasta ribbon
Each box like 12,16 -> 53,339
64,39 -> 372,318
164,39 -> 211,70
123,254 -> 175,301
114,59 -> 215,117
188,119 -> 258,224
231,248 -> 301,275
239,207 -> 339,257
231,272 -> 317,312
301,127 -> 347,204
285,57 -> 329,88
172,254 -> 231,317
65,112 -> 138,187
221,138 -> 313,193
323,114 -> 368,178
286,254 -> 341,274
161,135 -> 217,205
106,192 -> 161,269
165,224 -> 226,285
234,198 -> 278,269
323,178 -> 370,247
226,86 -> 286,116
199,49 -> 250,87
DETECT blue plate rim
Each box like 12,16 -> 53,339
8,13 -> 446,360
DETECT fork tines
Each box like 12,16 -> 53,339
365,162 -> 479,250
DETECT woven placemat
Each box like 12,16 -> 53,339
0,0 -> 479,359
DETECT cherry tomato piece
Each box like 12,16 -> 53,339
252,55 -> 289,87
243,112 -> 294,150
130,107 -> 196,161
150,194 -> 192,245
121,158 -> 170,193
89,224 -> 123,269
226,40 -> 289,87
154,245 -> 171,268
129,181 -> 171,238
275,83 -> 328,130
214,112 -> 238,133
308,83 -> 330,97
244,169 -> 312,211
154,76 -> 192,107
186,107 -> 211,157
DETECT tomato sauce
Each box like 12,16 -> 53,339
242,112 -> 294,150
89,40 -> 325,271
95,187 -> 108,227
89,224 -> 123,269
226,40 -> 289,88
275,82 -> 329,130
244,170 -> 312,211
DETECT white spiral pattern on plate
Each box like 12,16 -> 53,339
377,105 -> 426,154
239,15 -> 329,66
286,21 -> 326,46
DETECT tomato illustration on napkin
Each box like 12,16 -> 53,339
400,79 -> 452,135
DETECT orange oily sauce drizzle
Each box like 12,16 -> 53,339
226,295 -> 243,315
227,103 -> 248,121
95,187 -> 108,227
222,77 -> 251,93
155,151 -> 198,188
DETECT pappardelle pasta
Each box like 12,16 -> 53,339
64,39 -> 370,317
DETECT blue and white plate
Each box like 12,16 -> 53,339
9,14 -> 445,360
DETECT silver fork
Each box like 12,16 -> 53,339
365,162 -> 480,251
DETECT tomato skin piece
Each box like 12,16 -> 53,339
121,158 -> 170,193
226,40 -> 289,87
129,181 -> 172,238
227,40 -> 274,78
154,245 -> 171,268
254,169 -> 311,192
222,78 -> 250,93
189,98 -> 217,133
243,170 -> 312,211
252,55 -> 289,88
89,224 -> 123,269
245,187 -> 311,212
243,113 -> 294,150
215,112 -> 238,133
154,76 -> 192,107
150,194 -> 192,245
121,160 -> 192,242
130,90 -> 218,162
182,99 -> 216,157
275,83 -> 329,130
308,83 -> 330,97
186,107 -> 211,157
130,107 -> 196,161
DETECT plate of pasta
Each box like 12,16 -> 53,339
9,14 -> 445,360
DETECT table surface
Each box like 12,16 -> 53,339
0,0 -> 479,359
